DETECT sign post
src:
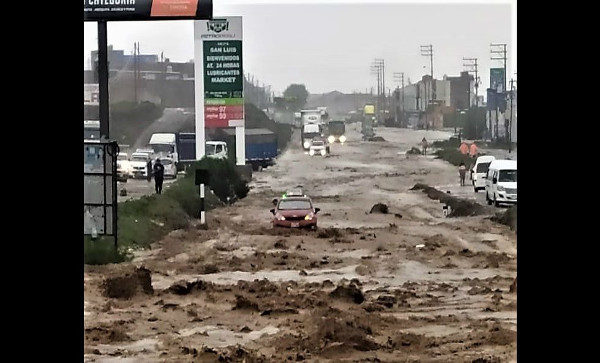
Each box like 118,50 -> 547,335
195,169 -> 210,224
195,17 -> 245,164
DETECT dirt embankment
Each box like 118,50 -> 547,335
411,183 -> 488,217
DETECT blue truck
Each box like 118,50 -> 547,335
175,128 -> 278,171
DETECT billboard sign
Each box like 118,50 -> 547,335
364,104 -> 375,115
490,68 -> 505,93
196,17 -> 244,128
83,0 -> 212,22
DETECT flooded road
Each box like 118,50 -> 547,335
84,125 -> 516,362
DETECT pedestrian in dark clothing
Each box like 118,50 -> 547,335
421,137 -> 428,155
459,162 -> 467,186
153,158 -> 165,194
146,159 -> 153,182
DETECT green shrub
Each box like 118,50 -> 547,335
84,236 -> 131,265
183,158 -> 249,203
434,146 -> 474,167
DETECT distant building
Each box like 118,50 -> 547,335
393,72 -> 475,129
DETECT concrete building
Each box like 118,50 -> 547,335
392,72 -> 474,129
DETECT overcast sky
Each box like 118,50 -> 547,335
83,0 -> 514,95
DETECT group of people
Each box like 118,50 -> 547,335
146,158 -> 165,194
419,137 -> 479,187
459,141 -> 478,158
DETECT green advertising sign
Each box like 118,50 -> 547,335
490,68 -> 505,93
203,40 -> 243,99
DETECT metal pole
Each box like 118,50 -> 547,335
509,79 -> 513,153
98,21 -> 110,139
200,183 -> 206,224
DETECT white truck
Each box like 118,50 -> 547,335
300,109 -> 325,150
149,133 -> 178,162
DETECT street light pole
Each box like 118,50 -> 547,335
97,20 -> 110,139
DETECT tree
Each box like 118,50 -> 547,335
282,84 -> 309,112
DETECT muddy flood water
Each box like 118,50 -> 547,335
84,125 -> 516,362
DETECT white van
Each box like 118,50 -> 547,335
471,155 -> 496,192
485,159 -> 517,207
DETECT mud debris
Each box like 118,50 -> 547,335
369,203 -> 389,214
329,282 -> 365,304
491,205 -> 517,231
85,326 -> 131,344
101,267 -> 154,299
317,227 -> 343,239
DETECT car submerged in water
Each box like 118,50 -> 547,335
270,196 -> 320,229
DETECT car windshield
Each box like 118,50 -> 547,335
312,141 -> 324,146
132,156 -> 147,162
499,170 -> 517,182
152,144 -> 174,154
205,144 -> 216,155
476,162 -> 491,173
278,199 -> 312,210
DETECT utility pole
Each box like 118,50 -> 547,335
463,57 -> 479,107
420,45 -> 434,101
394,72 -> 405,126
133,42 -> 140,104
508,78 -> 516,153
421,45 -> 434,129
371,59 -> 384,121
490,43 -> 507,142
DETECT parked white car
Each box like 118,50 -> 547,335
485,160 -> 517,207
116,152 -> 132,179
159,158 -> 177,179
130,152 -> 151,179
471,155 -> 495,192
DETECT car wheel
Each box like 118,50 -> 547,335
474,186 -> 478,193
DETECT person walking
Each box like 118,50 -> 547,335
153,158 -> 165,194
469,142 -> 478,158
421,137 -> 429,155
146,159 -> 153,183
459,162 -> 467,186
459,142 -> 469,155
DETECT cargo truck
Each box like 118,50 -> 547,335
175,128 -> 278,171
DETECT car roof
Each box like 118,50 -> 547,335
280,196 -> 311,202
489,159 -> 517,170
476,155 -> 495,163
